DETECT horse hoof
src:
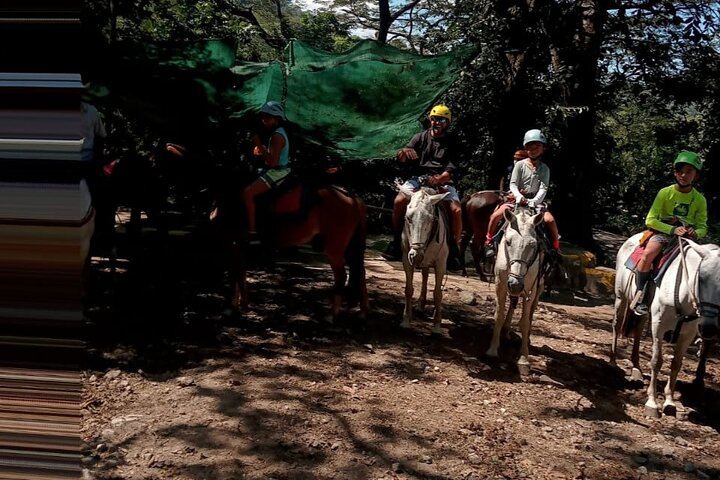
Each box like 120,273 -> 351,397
431,326 -> 443,335
517,362 -> 531,376
644,405 -> 660,418
662,403 -> 677,417
485,348 -> 499,358
630,368 -> 643,382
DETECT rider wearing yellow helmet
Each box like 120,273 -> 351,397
382,104 -> 463,269
632,150 -> 708,315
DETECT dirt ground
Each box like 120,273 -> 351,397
82,233 -> 720,480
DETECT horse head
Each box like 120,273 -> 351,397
500,206 -> 544,296
693,244 -> 720,340
404,187 -> 449,267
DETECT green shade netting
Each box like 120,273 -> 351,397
89,38 -> 473,160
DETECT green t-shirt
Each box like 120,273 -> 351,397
645,185 -> 708,238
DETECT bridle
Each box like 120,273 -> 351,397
405,204 -> 441,253
502,226 -> 542,298
675,237 -> 720,340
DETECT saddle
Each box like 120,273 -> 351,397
624,232 -> 681,284
258,173 -> 311,224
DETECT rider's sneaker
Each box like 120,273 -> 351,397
248,232 -> 261,247
633,302 -> 649,316
447,254 -> 463,272
484,244 -> 496,258
381,239 -> 402,261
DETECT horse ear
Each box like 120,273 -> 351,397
503,207 -> 516,223
430,192 -> 450,204
396,180 -> 413,197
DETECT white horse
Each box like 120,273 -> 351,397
612,233 -> 720,417
486,206 -> 544,375
399,186 -> 449,333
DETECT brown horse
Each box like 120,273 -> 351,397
459,190 -> 505,279
213,180 -> 369,321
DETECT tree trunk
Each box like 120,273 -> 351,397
544,0 -> 606,249
377,0 -> 391,43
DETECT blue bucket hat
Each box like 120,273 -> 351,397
260,101 -> 285,119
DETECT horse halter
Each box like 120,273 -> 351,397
502,226 -> 542,298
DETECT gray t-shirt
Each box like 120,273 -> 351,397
509,159 -> 550,203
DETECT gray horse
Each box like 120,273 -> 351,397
485,206 -> 544,375
399,185 -> 449,333
612,233 -> 720,417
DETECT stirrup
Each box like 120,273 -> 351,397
633,303 -> 649,316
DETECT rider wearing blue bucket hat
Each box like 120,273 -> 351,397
243,100 -> 291,245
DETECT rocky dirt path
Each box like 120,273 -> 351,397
82,248 -> 720,480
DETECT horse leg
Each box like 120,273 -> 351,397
345,223 -> 369,318
645,333 -> 664,418
486,280 -> 508,358
431,263 -> 445,334
629,315 -> 646,382
693,338 -> 712,388
229,241 -> 248,313
516,293 -> 537,376
419,267 -> 429,309
325,253 -> 347,323
401,264 -> 414,329
663,321 -> 698,416
459,230 -> 471,277
501,296 -> 517,340
610,294 -> 626,366
468,208 -> 489,280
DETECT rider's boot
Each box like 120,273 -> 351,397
446,238 -> 463,272
484,232 -> 496,258
631,271 -> 652,316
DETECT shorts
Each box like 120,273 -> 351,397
401,177 -> 460,202
259,167 -> 291,188
647,232 -> 674,244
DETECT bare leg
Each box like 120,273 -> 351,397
486,204 -> 511,241
243,179 -> 270,233
543,211 -> 560,249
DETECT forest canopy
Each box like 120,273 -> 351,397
82,0 -> 720,248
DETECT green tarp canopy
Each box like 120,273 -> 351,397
89,38 -> 474,160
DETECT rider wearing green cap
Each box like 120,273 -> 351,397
632,150 -> 708,315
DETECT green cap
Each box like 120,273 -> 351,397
673,150 -> 703,172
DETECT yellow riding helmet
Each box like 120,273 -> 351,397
429,104 -> 452,122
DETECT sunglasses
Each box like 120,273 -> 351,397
430,116 -> 448,124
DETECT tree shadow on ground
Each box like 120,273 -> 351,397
85,227 -> 720,479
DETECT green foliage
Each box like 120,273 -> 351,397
290,11 -> 357,52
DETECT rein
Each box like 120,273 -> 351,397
673,237 -> 701,322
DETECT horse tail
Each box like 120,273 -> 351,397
345,197 -> 368,307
